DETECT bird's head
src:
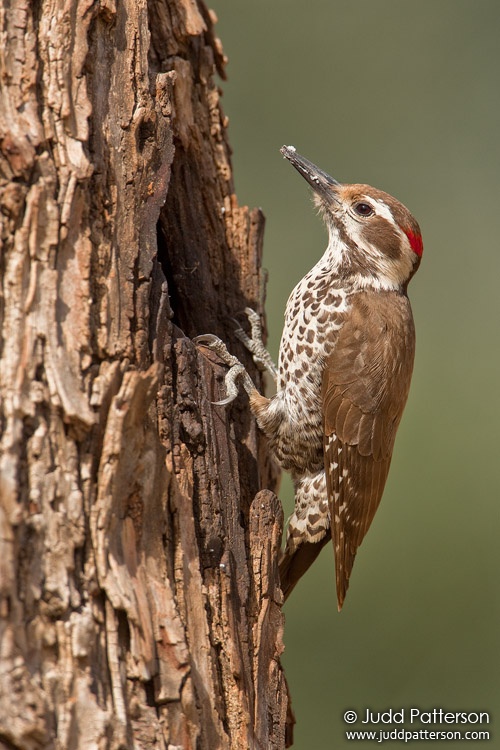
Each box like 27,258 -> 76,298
281,145 -> 423,291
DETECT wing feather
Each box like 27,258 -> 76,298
322,291 -> 415,609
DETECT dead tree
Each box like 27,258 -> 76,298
0,1 -> 290,747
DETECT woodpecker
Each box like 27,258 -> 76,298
196,146 -> 422,610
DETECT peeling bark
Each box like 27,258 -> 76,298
0,1 -> 290,748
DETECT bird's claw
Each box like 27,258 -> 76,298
194,334 -> 255,405
194,334 -> 239,366
232,307 -> 278,380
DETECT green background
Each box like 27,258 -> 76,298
211,2 -> 500,747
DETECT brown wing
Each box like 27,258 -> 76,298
322,291 -> 416,609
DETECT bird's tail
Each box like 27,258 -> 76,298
279,535 -> 330,601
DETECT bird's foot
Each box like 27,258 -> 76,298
232,307 -> 277,381
194,334 -> 256,406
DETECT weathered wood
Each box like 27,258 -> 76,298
0,1 -> 289,747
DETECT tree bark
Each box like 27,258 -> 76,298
0,1 -> 290,748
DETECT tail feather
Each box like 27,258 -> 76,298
279,536 -> 330,601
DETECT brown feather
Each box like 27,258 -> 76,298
322,290 -> 415,608
279,536 -> 331,601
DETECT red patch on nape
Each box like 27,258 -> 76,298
405,228 -> 423,257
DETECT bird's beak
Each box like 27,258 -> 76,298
280,146 -> 341,204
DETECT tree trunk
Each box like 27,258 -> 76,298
0,1 -> 291,748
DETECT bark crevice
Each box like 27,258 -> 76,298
0,0 -> 289,748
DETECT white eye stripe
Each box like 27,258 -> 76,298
371,199 -> 396,224
349,197 -> 397,226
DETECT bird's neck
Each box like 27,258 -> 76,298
317,225 -> 408,294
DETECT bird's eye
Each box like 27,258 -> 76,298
354,202 -> 374,217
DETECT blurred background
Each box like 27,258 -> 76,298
211,1 -> 500,746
